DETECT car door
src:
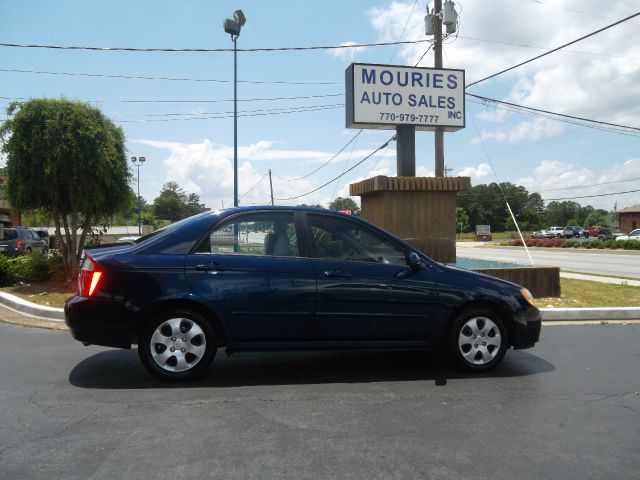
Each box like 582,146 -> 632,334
184,211 -> 317,345
305,213 -> 439,343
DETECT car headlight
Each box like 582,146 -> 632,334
520,288 -> 535,306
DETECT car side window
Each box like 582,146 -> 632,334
196,212 -> 300,257
308,214 -> 407,266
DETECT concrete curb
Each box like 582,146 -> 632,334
540,307 -> 640,321
0,292 -> 65,321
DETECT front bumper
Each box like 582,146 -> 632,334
511,305 -> 542,349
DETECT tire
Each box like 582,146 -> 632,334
450,309 -> 508,371
138,308 -> 217,381
25,247 -> 32,254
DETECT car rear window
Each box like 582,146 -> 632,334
2,229 -> 17,240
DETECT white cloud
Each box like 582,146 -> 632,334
457,163 -> 491,180
472,118 -> 566,144
133,138 -> 401,208
328,42 -> 369,62
516,158 -> 640,209
368,1 -> 640,140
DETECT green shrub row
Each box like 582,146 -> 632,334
563,240 -> 640,250
0,253 -> 66,287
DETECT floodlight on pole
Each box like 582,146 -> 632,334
223,9 -> 246,208
131,156 -> 146,235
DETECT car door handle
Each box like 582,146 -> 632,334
195,262 -> 226,272
322,269 -> 352,279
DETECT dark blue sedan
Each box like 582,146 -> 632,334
65,206 -> 541,380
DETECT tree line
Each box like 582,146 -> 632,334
456,182 -> 613,232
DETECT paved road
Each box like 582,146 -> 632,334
456,245 -> 640,278
1,322 -> 639,479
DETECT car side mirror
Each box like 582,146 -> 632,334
408,252 -> 422,271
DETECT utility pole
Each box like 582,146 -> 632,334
434,0 -> 444,177
268,169 -> 274,206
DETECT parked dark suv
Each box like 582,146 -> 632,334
586,226 -> 614,240
0,227 -> 49,256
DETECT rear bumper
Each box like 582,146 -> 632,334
64,296 -> 137,349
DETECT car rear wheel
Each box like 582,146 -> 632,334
450,309 -> 508,371
138,309 -> 216,380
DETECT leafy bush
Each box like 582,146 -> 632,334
0,253 -> 66,287
509,238 -> 565,248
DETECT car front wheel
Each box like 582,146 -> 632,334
138,309 -> 217,380
450,309 -> 508,371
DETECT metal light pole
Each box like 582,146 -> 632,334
131,156 -> 145,235
224,10 -> 246,207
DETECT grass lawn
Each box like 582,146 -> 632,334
537,278 -> 640,308
1,277 -> 639,310
0,281 -> 74,308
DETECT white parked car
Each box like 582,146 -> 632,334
546,226 -> 565,238
615,229 -> 640,241
116,236 -> 141,244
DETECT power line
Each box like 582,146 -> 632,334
538,177 -> 640,192
119,102 -> 343,118
388,0 -> 420,62
274,135 -> 396,201
0,93 -> 343,104
545,189 -> 640,201
273,130 -> 364,182
467,11 -> 640,87
239,172 -> 269,201
455,34 -> 637,61
458,177 -> 640,196
467,93 -> 640,133
0,38 -> 431,53
466,97 -> 640,138
526,0 -> 640,23
115,104 -> 342,122
0,67 -> 340,85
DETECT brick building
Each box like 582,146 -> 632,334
618,205 -> 640,233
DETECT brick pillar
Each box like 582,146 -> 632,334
350,176 -> 471,263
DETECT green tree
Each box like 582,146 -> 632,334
153,181 -> 188,222
328,197 -> 360,215
186,193 -> 206,216
456,207 -> 471,233
0,99 -> 131,276
584,210 -> 610,228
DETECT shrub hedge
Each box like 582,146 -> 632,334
509,238 -> 566,248
507,238 -> 640,250
0,253 -> 66,287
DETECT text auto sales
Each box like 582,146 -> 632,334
359,68 -> 458,109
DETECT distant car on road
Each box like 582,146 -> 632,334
0,227 -> 49,256
562,226 -> 589,238
616,229 -> 640,241
587,227 -> 614,240
546,226 -> 565,238
116,236 -> 141,244
531,229 -> 547,239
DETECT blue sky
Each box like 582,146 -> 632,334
1,0 -> 639,211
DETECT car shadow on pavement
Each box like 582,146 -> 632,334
69,348 -> 555,390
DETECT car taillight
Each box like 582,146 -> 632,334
16,240 -> 22,247
78,254 -> 103,297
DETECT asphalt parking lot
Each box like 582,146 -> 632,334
1,322 -> 639,480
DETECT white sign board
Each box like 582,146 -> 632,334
346,63 -> 465,132
476,225 -> 491,236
